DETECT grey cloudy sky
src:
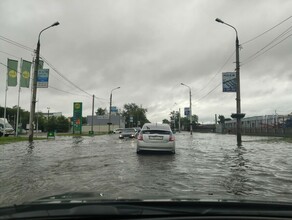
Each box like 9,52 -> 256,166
0,0 -> 292,123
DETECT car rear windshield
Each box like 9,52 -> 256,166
123,129 -> 135,132
142,130 -> 171,135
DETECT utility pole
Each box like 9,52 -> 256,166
216,18 -> 245,146
28,22 -> 60,142
181,83 -> 192,135
108,87 -> 120,133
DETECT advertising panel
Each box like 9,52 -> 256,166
73,102 -> 82,134
222,72 -> 237,92
37,69 -> 50,88
184,107 -> 190,116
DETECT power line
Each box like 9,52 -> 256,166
49,85 -> 91,98
242,15 -> 292,45
195,50 -> 235,98
41,56 -> 93,97
0,50 -> 21,59
0,35 -> 34,52
194,16 -> 292,101
195,82 -> 221,103
242,26 -> 292,66
42,57 -> 108,102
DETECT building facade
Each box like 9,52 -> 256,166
83,115 -> 126,133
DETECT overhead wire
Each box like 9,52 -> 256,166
0,50 -> 21,59
241,25 -> 292,66
49,85 -> 91,98
0,34 -> 34,52
194,16 -> 292,103
42,56 -> 107,102
41,56 -> 93,97
241,15 -> 292,45
195,50 -> 235,99
0,34 -> 96,99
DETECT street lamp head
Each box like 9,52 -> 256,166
51,21 -> 60,27
215,18 -> 224,23
180,83 -> 184,85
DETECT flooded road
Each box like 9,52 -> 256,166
1,132 -> 292,206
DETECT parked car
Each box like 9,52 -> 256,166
0,118 -> 15,137
136,123 -> 175,154
119,128 -> 137,139
113,128 -> 123,134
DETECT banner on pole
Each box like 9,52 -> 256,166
222,72 -> 237,92
20,60 -> 32,88
7,59 -> 18,87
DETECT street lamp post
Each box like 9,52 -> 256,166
108,87 -> 120,133
181,83 -> 192,135
28,21 -> 60,142
216,18 -> 245,146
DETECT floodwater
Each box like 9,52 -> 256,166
1,132 -> 292,206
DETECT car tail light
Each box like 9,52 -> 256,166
138,134 -> 143,140
169,135 -> 175,141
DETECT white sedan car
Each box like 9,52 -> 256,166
136,123 -> 175,154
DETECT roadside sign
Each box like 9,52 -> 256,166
73,102 -> 82,134
184,107 -> 190,116
222,72 -> 237,92
110,106 -> 118,113
37,69 -> 49,88
47,131 -> 55,138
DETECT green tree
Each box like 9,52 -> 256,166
0,106 -> 30,130
180,114 -> 199,131
122,103 -> 149,128
96,107 -> 106,115
47,115 -> 70,132
218,115 -> 225,124
56,116 -> 70,132
162,119 -> 170,124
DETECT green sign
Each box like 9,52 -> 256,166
47,131 -> 55,138
73,102 -> 82,134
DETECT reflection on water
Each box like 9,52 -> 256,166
27,142 -> 34,154
72,136 -> 84,146
222,146 -> 252,195
0,133 -> 292,206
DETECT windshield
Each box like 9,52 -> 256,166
1,0 -> 292,213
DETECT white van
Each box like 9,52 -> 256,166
0,118 -> 15,137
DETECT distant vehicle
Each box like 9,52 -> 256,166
119,128 -> 136,139
136,123 -> 175,154
0,118 -> 15,137
113,128 -> 123,134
